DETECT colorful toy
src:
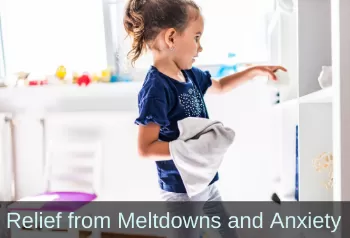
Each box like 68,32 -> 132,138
17,71 -> 30,80
100,69 -> 111,82
92,73 -> 100,82
56,65 -> 67,80
28,79 -> 48,86
77,74 -> 91,86
15,71 -> 30,87
18,65 -> 132,86
72,72 -> 79,84
110,74 -> 118,83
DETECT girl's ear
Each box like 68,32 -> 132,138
164,28 -> 177,49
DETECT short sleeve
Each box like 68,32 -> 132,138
135,97 -> 170,127
135,82 -> 170,127
190,67 -> 213,95
200,70 -> 213,94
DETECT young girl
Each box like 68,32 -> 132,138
124,0 -> 285,236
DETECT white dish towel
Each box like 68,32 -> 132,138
169,117 -> 235,198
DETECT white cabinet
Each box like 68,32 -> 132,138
39,112 -> 160,201
331,0 -> 350,202
268,0 -> 350,204
296,0 -> 333,202
0,82 -> 161,201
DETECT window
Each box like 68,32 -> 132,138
1,0 -> 275,78
103,0 -> 152,75
104,0 -> 276,73
1,0 -> 108,76
194,0 -> 275,65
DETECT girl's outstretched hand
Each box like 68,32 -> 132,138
251,65 -> 287,81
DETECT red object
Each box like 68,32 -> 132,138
40,79 -> 48,85
77,74 -> 91,86
29,81 -> 39,86
28,80 -> 48,86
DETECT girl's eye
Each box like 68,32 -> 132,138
195,36 -> 200,42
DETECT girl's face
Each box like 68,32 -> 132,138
173,14 -> 204,70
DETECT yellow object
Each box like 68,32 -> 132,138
56,66 -> 67,80
101,68 -> 111,77
313,152 -> 333,189
92,73 -> 100,82
16,71 -> 30,79
72,72 -> 79,84
100,69 -> 111,83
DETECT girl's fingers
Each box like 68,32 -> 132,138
262,68 -> 277,80
271,66 -> 287,72
269,71 -> 277,80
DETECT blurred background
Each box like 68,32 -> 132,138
0,0 -> 300,203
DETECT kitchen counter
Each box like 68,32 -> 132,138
0,82 -> 144,113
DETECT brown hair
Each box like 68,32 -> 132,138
123,0 -> 200,65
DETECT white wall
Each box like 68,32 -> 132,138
205,80 -> 281,201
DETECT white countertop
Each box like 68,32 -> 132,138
0,82 -> 144,113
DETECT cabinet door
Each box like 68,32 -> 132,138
12,115 -> 44,199
0,113 -> 14,201
40,112 -> 159,201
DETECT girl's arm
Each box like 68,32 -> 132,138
137,123 -> 171,161
208,65 -> 287,94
